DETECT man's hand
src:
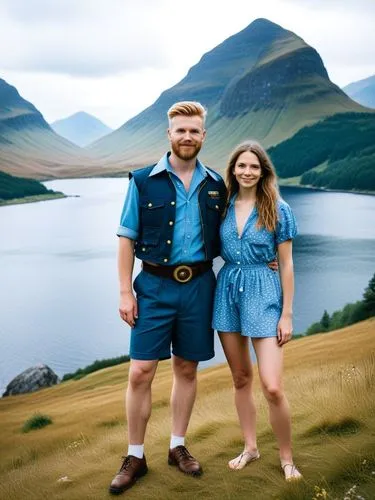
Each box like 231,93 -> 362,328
277,314 -> 293,346
119,291 -> 138,327
268,259 -> 279,271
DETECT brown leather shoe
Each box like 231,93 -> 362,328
109,455 -> 148,495
168,446 -> 202,476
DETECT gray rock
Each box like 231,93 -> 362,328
2,364 -> 59,397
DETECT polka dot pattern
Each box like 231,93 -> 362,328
212,198 -> 297,337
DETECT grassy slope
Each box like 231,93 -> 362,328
0,318 -> 374,499
0,122 -> 125,180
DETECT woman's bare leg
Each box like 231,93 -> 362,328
252,337 -> 301,479
219,332 -> 259,468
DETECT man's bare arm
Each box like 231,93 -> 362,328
118,237 -> 138,327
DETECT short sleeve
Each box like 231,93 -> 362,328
116,178 -> 140,240
275,201 -> 297,244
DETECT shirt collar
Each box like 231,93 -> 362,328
150,152 -> 220,181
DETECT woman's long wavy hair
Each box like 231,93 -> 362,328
225,140 -> 280,232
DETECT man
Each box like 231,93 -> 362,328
109,101 -> 227,495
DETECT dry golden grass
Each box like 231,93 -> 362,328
1,318 -> 374,499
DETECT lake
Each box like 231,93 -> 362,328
0,178 -> 374,394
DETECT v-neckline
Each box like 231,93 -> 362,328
233,196 -> 256,239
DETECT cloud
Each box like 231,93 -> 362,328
0,0 -> 173,76
1,0 -> 374,127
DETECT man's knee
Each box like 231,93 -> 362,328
128,361 -> 157,389
173,357 -> 198,382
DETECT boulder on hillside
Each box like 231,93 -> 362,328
2,364 -> 60,397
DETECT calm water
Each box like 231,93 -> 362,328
0,179 -> 374,394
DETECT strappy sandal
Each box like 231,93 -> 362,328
281,463 -> 302,481
228,450 -> 260,470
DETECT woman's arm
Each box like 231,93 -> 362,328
277,239 -> 294,346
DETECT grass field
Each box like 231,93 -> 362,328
1,318 -> 374,499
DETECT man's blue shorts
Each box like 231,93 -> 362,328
130,269 -> 216,362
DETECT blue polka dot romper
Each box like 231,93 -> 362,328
212,196 -> 297,337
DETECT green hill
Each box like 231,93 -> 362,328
268,112 -> 375,191
0,171 -> 64,204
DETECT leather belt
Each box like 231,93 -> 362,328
142,261 -> 212,284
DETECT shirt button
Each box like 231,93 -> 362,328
236,251 -> 240,254
142,247 -> 146,252
169,221 -> 174,226
148,202 -> 152,207
187,235 -> 191,239
163,258 -> 168,263
170,201 -> 175,206
167,240 -> 172,244
237,261 -> 240,265
215,205 -> 219,210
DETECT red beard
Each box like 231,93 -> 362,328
171,142 -> 202,161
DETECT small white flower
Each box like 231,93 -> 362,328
57,476 -> 72,483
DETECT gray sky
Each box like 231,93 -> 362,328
1,0 -> 374,128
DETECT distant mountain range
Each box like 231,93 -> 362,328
51,111 -> 112,147
0,78 -> 103,179
89,18 -> 369,171
0,18 -> 374,192
342,75 -> 375,109
0,80 -> 125,179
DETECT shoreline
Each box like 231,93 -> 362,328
278,180 -> 375,196
3,177 -> 374,207
0,192 -> 68,207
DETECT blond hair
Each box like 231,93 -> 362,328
225,140 -> 280,232
167,101 -> 207,126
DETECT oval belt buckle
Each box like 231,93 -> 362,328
173,265 -> 193,283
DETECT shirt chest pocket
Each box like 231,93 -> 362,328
140,198 -> 165,227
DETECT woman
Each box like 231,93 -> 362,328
212,140 -> 302,481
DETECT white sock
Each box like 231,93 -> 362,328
170,434 -> 185,449
127,444 -> 144,459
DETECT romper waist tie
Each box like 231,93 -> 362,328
225,263 -> 269,305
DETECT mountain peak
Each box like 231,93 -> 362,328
248,17 -> 284,29
51,111 -> 112,147
90,19 -> 365,167
233,18 -> 292,41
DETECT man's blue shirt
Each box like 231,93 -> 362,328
117,153 -> 220,264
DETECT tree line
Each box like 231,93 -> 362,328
301,272 -> 375,336
0,170 -> 54,201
